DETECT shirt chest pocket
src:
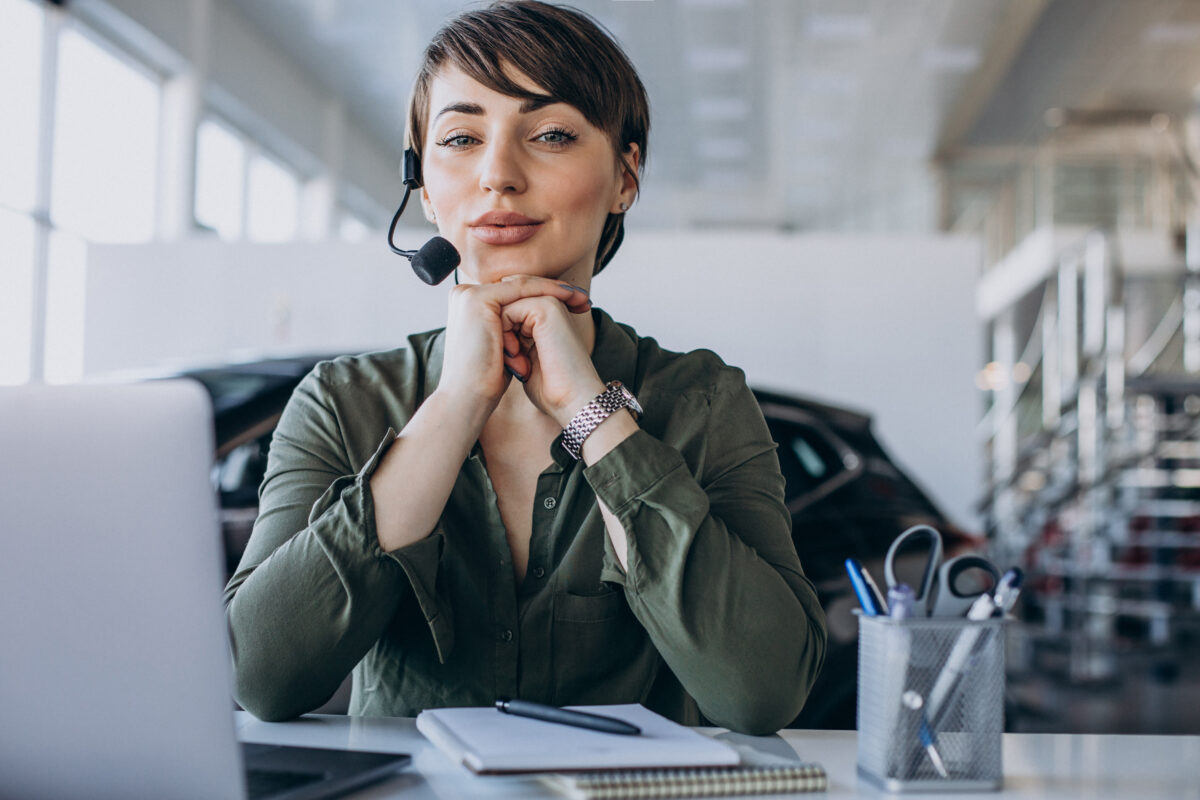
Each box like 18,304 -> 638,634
551,589 -> 653,706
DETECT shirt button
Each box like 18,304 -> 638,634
499,629 -> 513,642
532,566 -> 545,579
543,497 -> 557,510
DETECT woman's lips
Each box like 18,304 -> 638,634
469,221 -> 542,245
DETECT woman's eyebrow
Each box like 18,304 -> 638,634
434,95 -> 561,121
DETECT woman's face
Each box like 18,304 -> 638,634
420,64 -> 637,287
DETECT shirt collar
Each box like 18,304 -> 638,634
589,306 -> 639,390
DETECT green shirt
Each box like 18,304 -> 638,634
224,308 -> 826,735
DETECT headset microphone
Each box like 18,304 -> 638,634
387,148 -> 461,285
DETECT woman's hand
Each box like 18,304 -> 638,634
498,278 -> 606,427
436,276 -> 591,418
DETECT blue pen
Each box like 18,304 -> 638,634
845,558 -> 885,616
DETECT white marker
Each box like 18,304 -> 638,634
926,592 -> 996,724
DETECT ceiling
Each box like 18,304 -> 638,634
227,0 -> 1200,231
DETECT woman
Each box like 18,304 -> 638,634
225,0 -> 826,736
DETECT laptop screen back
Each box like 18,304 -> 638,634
0,381 -> 246,800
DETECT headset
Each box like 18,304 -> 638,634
386,148 -> 461,285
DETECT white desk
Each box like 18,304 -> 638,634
236,712 -> 1200,799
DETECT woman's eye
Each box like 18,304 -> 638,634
438,134 -> 477,148
537,129 -> 577,146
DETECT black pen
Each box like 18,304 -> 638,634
495,699 -> 642,736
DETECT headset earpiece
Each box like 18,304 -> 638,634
402,148 -> 422,190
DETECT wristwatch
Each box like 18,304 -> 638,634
560,380 -> 643,460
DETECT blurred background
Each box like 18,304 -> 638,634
3,0 -> 1200,734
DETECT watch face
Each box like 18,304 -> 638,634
611,382 -> 643,417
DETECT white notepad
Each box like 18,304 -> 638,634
416,704 -> 741,774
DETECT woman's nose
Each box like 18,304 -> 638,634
477,139 -> 526,195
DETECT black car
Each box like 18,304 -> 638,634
187,355 -> 967,730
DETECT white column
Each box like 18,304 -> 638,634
1183,214 -> 1200,372
300,101 -> 346,240
1081,233 -> 1108,361
1186,92 -> 1200,371
1058,252 -> 1080,396
992,310 -> 1018,486
155,0 -> 212,241
1042,280 -> 1061,428
28,4 -> 64,383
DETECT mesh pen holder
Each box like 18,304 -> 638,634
856,613 -> 1005,792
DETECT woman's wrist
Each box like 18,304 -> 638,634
558,380 -> 642,462
426,385 -> 497,443
552,378 -> 608,429
579,407 -> 639,464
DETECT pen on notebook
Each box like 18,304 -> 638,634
845,558 -> 887,616
495,699 -> 641,736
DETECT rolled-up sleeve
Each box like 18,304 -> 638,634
583,366 -> 827,735
223,369 -> 448,721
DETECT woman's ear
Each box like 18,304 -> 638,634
623,142 -> 641,174
419,186 -> 437,225
612,143 -> 640,213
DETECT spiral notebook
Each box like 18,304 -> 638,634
541,763 -> 828,799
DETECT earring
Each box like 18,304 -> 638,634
619,202 -> 628,212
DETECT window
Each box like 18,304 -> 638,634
50,26 -> 159,243
195,118 -> 246,239
246,151 -> 300,242
0,0 -> 43,214
338,212 -> 371,243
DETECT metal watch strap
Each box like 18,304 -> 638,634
560,380 -> 642,460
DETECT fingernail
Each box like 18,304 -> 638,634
505,365 -> 527,384
559,283 -> 589,297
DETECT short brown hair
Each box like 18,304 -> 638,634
406,1 -> 649,274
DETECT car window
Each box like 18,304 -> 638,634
791,436 -> 828,479
768,419 -> 849,499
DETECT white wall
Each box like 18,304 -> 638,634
82,240 -> 448,372
602,232 -> 982,531
85,231 -> 982,528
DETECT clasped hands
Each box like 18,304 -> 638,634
438,275 -> 607,429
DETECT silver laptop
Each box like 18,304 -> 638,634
0,381 -> 409,800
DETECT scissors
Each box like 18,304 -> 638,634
883,525 -> 1002,617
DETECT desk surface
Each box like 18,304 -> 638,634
236,712 -> 1200,799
